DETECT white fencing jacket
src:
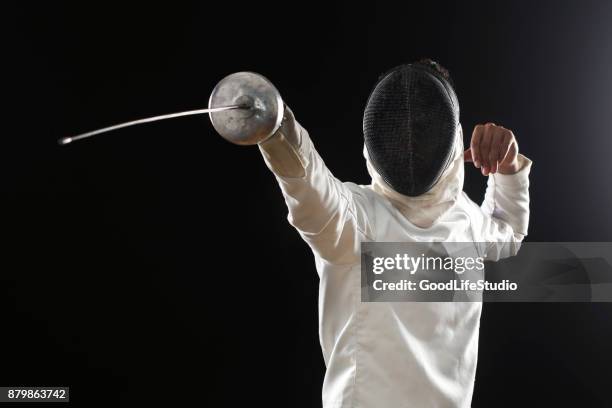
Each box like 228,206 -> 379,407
259,107 -> 531,408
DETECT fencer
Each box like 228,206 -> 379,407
257,60 -> 531,408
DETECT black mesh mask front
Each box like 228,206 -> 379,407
363,63 -> 460,197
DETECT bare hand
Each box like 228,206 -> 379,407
464,123 -> 520,175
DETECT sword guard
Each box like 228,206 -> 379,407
208,72 -> 284,145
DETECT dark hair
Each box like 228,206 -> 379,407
375,59 -> 454,89
415,58 -> 450,79
414,58 -> 455,91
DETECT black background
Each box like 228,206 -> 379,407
4,1 -> 612,406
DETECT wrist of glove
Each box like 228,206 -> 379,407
258,105 -> 308,178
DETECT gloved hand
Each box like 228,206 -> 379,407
258,105 -> 308,178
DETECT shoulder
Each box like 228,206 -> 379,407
339,182 -> 388,240
342,182 -> 390,213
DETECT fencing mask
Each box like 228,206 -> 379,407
363,61 -> 460,197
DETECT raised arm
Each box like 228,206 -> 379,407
464,123 -> 532,259
258,106 -> 372,265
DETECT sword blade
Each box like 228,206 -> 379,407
58,104 -> 245,145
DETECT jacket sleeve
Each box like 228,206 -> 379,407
477,154 -> 532,260
258,106 -> 373,265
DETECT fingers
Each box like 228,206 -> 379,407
479,124 -> 495,175
463,148 -> 473,162
487,129 -> 505,174
474,123 -> 495,175
470,125 -> 483,168
469,123 -> 517,176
